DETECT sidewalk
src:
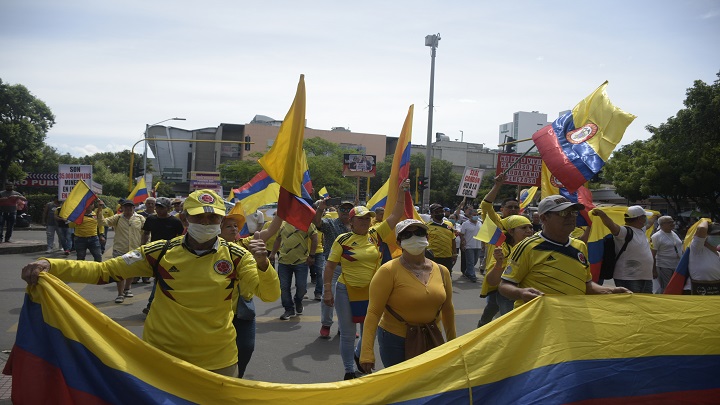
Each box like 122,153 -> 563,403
0,225 -> 50,255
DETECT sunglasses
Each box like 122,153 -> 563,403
504,205 -> 520,210
553,209 -> 579,218
339,207 -> 351,213
398,228 -> 427,240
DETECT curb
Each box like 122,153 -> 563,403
0,242 -> 46,255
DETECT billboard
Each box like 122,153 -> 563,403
343,154 -> 376,177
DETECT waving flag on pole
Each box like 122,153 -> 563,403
533,81 -> 636,192
232,170 -> 281,236
475,217 -> 506,246
367,180 -> 390,212
385,105 -> 415,221
58,180 -> 97,224
127,177 -> 149,204
258,75 -> 315,231
518,186 -> 538,214
318,187 -> 329,199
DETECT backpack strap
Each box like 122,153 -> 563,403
152,240 -> 172,280
616,226 -> 634,261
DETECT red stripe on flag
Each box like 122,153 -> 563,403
277,188 -> 315,232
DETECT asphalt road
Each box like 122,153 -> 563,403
1,232 -> 491,384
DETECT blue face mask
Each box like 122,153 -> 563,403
471,216 -> 479,221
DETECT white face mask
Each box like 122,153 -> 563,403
401,235 -> 429,255
186,223 -> 221,243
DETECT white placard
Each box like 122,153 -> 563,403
456,167 -> 484,198
58,164 -> 93,200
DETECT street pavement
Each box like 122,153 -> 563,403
0,228 -> 492,400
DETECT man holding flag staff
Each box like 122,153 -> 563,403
499,195 -> 631,307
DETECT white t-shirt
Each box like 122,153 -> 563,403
613,226 -> 654,280
651,230 -> 682,268
460,219 -> 483,249
688,236 -> 720,281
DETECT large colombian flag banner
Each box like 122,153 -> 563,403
6,273 -> 720,404
533,81 -> 636,192
258,75 -> 315,231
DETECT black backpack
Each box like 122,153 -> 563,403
598,226 -> 634,280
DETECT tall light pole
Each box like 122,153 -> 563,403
143,117 -> 186,183
423,33 -> 440,210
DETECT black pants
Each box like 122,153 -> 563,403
431,256 -> 454,273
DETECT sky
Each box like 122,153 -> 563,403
2,0 -> 719,158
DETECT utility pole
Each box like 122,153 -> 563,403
423,33 -> 440,210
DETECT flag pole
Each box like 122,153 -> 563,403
500,144 -> 537,176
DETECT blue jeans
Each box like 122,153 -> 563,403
335,282 -> 363,373
278,262 -> 309,311
614,279 -> 653,294
232,317 -> 255,378
57,227 -> 72,251
312,253 -> 326,295
321,262 -> 342,327
478,290 -> 514,327
46,225 -> 61,250
0,211 -> 16,241
464,248 -> 483,279
378,326 -> 406,368
74,236 -> 102,262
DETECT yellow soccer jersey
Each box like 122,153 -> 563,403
501,234 -> 592,308
277,222 -> 317,265
329,228 -> 382,288
480,242 -> 511,297
46,235 -> 279,371
426,219 -> 455,258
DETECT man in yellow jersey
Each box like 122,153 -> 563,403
272,221 -> 318,320
426,203 -> 457,273
22,189 -> 280,377
499,195 -> 630,307
68,203 -> 103,262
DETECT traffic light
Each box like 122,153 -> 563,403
244,136 -> 251,151
418,176 -> 429,191
504,137 -> 516,153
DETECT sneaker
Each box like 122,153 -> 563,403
123,289 -> 134,298
114,296 -> 125,304
314,292 -> 322,301
343,372 -> 356,380
280,310 -> 295,320
142,277 -> 151,284
142,307 -> 150,315
295,301 -> 304,314
320,325 -> 331,338
64,250 -> 70,256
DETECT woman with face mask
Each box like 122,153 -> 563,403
686,220 -> 720,295
323,180 -> 409,380
359,218 -> 456,374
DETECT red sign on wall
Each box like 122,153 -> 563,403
495,154 -> 542,187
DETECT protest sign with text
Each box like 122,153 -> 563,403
58,165 -> 93,200
457,167 -> 485,198
495,153 -> 542,186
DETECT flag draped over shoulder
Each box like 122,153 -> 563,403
664,218 -> 712,295
475,217 -> 506,246
127,177 -> 149,204
258,75 -> 315,231
58,180 -> 97,224
533,82 -> 636,192
7,274 -> 719,404
586,206 -> 629,282
385,105 -> 415,220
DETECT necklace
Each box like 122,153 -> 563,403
401,257 -> 430,278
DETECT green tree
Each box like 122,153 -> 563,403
0,78 -> 56,183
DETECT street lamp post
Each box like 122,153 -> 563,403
423,33 -> 440,210
143,117 -> 186,183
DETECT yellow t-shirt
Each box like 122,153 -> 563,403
426,219 -> 455,258
277,222 -> 317,265
501,233 -> 592,308
47,236 -> 280,371
360,258 -> 455,365
69,215 -> 100,237
480,242 -> 511,297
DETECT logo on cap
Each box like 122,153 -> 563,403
199,193 -> 215,204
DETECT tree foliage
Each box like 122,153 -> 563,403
603,71 -> 720,219
0,78 -> 55,184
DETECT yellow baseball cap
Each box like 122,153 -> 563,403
184,189 -> 225,216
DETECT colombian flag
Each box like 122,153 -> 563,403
6,274 -> 719,404
385,105 -> 415,221
475,217 -> 506,246
518,186 -> 538,214
58,180 -> 97,224
318,187 -> 329,199
233,170 -> 281,236
664,218 -> 712,295
258,75 -> 316,231
127,177 -> 149,205
533,82 -> 636,192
